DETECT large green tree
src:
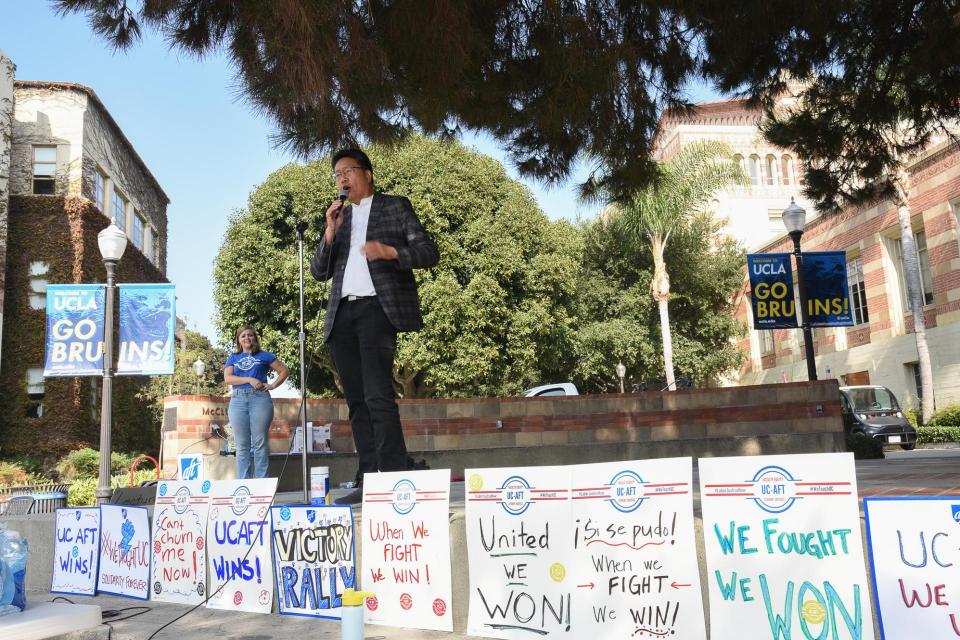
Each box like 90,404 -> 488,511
572,207 -> 746,393
214,136 -> 582,398
605,141 -> 746,390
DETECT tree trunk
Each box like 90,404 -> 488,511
892,169 -> 935,423
650,235 -> 676,391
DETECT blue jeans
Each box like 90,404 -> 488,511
229,389 -> 274,479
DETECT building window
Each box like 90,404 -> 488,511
94,170 -> 106,212
768,209 -> 783,234
25,368 -> 44,418
847,255 -> 869,325
32,146 -> 57,194
781,155 -> 793,185
749,155 -> 761,186
765,155 -> 777,186
28,261 -> 49,310
111,188 -> 126,226
895,231 -> 934,308
132,211 -> 145,250
907,362 -> 923,412
758,330 -> 775,355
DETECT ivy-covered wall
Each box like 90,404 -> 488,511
0,194 -> 167,462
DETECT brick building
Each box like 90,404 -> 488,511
0,49 -> 169,459
656,95 -> 960,411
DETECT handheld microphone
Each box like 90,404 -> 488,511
338,188 -> 349,204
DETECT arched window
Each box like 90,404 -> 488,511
765,155 -> 777,185
749,155 -> 761,185
781,155 -> 793,185
733,154 -> 745,175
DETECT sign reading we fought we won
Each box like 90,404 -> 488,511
700,453 -> 874,640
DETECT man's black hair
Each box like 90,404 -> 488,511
332,148 -> 374,172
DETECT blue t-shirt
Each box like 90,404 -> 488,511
225,351 -> 277,390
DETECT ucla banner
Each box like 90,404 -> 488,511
747,253 -> 798,329
802,251 -> 854,327
44,284 -> 105,377
117,284 -> 175,375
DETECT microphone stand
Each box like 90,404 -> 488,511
295,220 -> 310,504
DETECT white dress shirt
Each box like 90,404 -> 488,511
341,195 -> 377,298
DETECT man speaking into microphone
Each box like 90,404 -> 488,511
311,149 -> 439,505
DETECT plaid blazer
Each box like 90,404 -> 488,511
310,193 -> 439,341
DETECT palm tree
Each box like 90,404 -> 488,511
610,141 -> 746,390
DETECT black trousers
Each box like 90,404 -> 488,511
329,297 -> 409,479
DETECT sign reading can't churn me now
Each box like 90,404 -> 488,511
44,284 -> 105,377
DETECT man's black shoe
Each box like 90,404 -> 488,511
335,488 -> 363,505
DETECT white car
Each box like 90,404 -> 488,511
523,382 -> 579,397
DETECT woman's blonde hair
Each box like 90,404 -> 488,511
233,325 -> 261,354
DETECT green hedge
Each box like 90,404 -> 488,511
55,448 -> 139,481
928,404 -> 960,428
67,469 -> 159,507
917,425 -> 960,445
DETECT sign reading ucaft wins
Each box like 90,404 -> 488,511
117,283 -> 176,375
44,284 -> 105,376
747,254 -> 798,329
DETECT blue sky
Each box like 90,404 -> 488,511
1,2 -> 720,343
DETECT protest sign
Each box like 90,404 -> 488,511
150,480 -> 211,604
864,497 -> 960,639
362,469 -> 452,631
270,505 -> 355,618
207,478 -> 277,613
748,253 -> 798,329
466,465 -> 572,639
117,283 -> 176,375
98,505 -> 151,599
178,453 -> 203,481
43,284 -> 105,377
51,508 -> 101,596
700,453 -> 874,640
802,251 -> 854,327
570,458 -> 706,639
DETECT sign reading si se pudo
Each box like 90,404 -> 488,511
699,453 -> 874,640
43,284 -> 105,377
206,478 -> 277,614
466,465 -> 572,639
150,480 -> 211,605
748,253 -> 797,329
864,497 -> 960,639
98,504 -> 151,600
569,458 -> 706,640
362,469 -> 452,631
270,505 -> 355,619
51,508 -> 101,596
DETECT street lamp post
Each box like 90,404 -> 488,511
615,361 -> 626,394
192,358 -> 206,395
782,199 -> 818,382
96,224 -> 127,505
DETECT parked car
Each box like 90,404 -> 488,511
523,382 -> 579,397
839,385 -> 917,450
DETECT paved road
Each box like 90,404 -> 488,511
33,447 -> 960,640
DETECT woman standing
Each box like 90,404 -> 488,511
223,326 -> 289,479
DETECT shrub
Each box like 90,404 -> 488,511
846,432 -> 885,459
56,448 -> 141,480
0,461 -> 27,487
67,469 -> 160,507
917,425 -> 960,445
928,405 -> 960,428
903,408 -> 920,429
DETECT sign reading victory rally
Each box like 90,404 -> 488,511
747,254 -> 797,329
44,284 -> 105,376
864,497 -> 960,639
207,478 -> 277,614
117,283 -> 176,375
362,469 -> 452,631
270,505 -> 356,618
699,453 -> 874,640
51,508 -> 101,596
150,480 -> 211,605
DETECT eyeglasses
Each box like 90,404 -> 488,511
332,166 -> 364,180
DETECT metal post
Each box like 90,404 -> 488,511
296,223 -> 309,503
96,261 -> 117,505
791,232 -> 818,381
